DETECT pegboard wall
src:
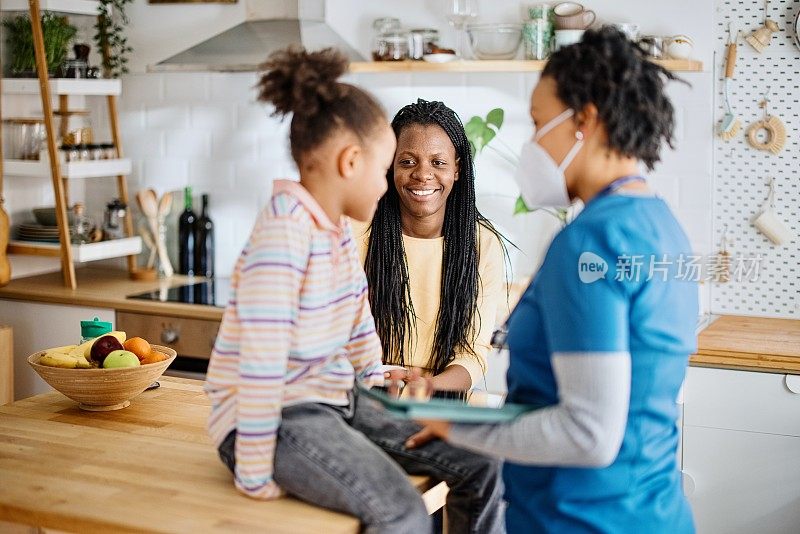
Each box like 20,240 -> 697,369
712,0 -> 800,318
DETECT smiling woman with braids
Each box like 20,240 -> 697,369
355,99 -> 508,392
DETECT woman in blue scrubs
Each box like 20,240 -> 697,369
411,27 -> 699,532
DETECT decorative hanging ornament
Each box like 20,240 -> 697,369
746,92 -> 787,155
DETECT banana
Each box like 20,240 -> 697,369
39,352 -> 81,369
107,331 -> 126,345
44,344 -> 78,354
40,350 -> 93,369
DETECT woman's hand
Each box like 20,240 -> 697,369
405,420 -> 452,449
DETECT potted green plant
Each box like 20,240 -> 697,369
465,108 -> 569,223
3,13 -> 77,78
94,0 -> 133,78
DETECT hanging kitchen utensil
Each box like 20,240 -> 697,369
746,0 -> 779,53
746,91 -> 787,155
711,225 -> 732,284
752,177 -> 793,246
718,23 -> 741,141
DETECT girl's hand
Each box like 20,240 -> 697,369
405,420 -> 452,449
383,368 -> 410,381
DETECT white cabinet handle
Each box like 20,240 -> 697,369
785,375 -> 800,394
681,470 -> 696,497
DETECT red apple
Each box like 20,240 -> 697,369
90,335 -> 123,365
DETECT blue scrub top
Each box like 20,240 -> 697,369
504,192 -> 698,533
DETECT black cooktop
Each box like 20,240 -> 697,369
127,279 -> 231,308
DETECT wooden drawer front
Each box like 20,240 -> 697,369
116,311 -> 220,359
684,367 -> 800,437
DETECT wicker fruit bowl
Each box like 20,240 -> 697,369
27,345 -> 177,411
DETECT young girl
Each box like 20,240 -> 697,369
204,47 -> 503,534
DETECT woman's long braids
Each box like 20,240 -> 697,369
365,99 -> 507,375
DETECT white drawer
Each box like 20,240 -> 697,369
684,367 -> 800,437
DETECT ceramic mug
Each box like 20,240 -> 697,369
665,34 -> 694,59
554,29 -> 585,51
553,2 -> 596,30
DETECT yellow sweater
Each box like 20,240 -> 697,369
353,221 -> 505,387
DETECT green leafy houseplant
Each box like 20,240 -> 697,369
465,108 -> 569,223
3,13 -> 77,77
95,0 -> 133,78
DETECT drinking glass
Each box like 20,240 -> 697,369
445,0 -> 478,58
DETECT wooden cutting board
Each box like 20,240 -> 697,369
692,315 -> 800,374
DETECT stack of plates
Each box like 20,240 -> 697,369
17,223 -> 61,243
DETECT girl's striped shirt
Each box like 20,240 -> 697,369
204,180 -> 384,499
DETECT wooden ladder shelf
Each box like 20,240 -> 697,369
0,0 -> 138,289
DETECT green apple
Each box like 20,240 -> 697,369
102,350 -> 141,369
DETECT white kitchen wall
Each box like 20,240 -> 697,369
5,0 -> 714,312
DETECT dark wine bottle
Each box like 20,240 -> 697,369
177,186 -> 197,275
194,193 -> 214,278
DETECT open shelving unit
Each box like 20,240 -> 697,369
4,158 -> 132,179
1,77 -> 121,95
0,0 -> 138,289
349,58 -> 704,74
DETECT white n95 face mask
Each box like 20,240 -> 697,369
514,109 -> 584,208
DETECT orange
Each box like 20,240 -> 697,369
124,337 -> 152,360
140,350 -> 169,365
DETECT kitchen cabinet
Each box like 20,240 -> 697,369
0,300 -> 112,400
683,367 -> 800,533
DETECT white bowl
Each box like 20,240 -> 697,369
422,53 -> 459,63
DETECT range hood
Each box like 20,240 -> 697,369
149,0 -> 363,72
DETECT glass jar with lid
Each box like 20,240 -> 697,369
373,30 -> 410,61
372,17 -> 406,61
409,28 -> 440,59
56,110 -> 93,146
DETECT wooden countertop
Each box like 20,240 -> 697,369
691,315 -> 800,375
0,267 -> 224,321
0,377 -> 444,533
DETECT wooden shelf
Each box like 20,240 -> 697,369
8,237 -> 142,262
2,78 -> 121,96
4,158 -> 132,179
349,59 -> 703,74
0,0 -> 99,16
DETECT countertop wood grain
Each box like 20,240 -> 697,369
0,377 -> 442,533
691,315 -> 800,375
0,267 -> 223,321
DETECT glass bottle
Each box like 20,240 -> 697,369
193,193 -> 214,278
70,203 -> 94,244
177,186 -> 197,275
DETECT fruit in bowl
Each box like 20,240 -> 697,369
103,350 -> 140,368
90,335 -> 124,365
29,333 -> 176,411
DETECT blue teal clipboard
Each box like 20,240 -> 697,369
357,383 -> 539,423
